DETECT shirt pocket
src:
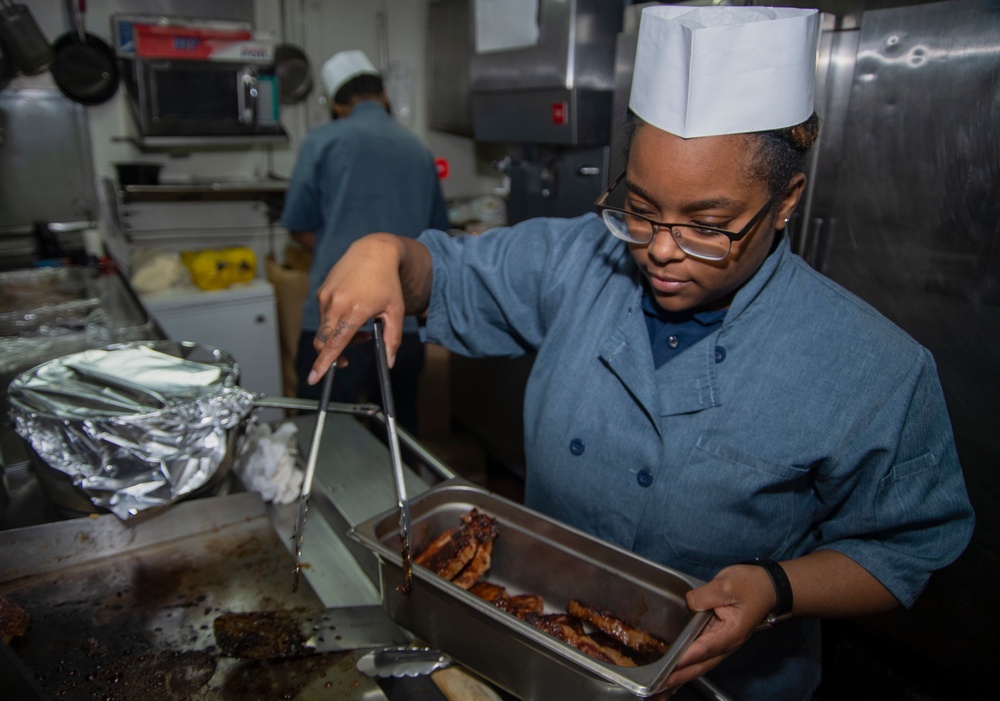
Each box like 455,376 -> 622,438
661,436 -> 813,569
876,451 -> 958,553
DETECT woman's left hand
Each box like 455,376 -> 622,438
663,550 -> 900,691
663,564 -> 775,688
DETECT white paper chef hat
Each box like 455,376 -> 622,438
629,5 -> 821,139
320,50 -> 380,101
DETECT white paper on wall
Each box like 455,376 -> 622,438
474,0 -> 540,53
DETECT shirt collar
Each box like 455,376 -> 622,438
723,233 -> 790,325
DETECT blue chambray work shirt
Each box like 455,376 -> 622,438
419,214 -> 974,700
280,100 -> 449,333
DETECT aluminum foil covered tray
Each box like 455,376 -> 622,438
7,340 -> 255,519
350,482 -> 710,699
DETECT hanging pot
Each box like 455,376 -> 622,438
275,42 -> 312,104
0,0 -> 53,76
274,0 -> 312,105
51,0 -> 118,105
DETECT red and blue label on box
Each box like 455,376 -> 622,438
132,24 -> 273,63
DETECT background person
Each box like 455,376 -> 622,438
303,8 -> 974,699
280,49 -> 449,432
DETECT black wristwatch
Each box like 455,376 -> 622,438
740,558 -> 793,627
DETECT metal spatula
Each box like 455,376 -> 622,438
372,319 -> 414,595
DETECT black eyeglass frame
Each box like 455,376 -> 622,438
594,170 -> 785,261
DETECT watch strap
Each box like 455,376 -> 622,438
740,558 -> 793,627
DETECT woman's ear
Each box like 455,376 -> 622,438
776,173 -> 807,230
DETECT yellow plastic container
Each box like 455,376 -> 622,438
181,247 -> 256,290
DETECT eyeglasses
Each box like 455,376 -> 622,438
595,170 -> 783,261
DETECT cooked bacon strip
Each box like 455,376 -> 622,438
524,613 -> 637,667
567,599 -> 670,657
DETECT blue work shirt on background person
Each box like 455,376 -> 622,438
280,100 -> 449,336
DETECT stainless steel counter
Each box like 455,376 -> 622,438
0,412 -> 459,700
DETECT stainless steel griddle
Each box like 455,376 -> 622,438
0,491 -> 392,700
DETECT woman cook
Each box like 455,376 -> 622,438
304,6 -> 974,698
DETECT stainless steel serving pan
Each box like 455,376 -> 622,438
350,481 -> 710,699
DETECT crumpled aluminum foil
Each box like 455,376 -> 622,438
8,340 -> 256,519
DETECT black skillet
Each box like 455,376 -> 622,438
51,0 -> 118,105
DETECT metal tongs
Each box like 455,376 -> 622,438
291,365 -> 335,592
373,319 -> 415,595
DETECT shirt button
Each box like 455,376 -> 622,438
668,335 -> 679,349
715,346 -> 727,363
569,438 -> 585,456
636,469 -> 653,487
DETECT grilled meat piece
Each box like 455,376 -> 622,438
452,539 -> 494,589
213,611 -> 306,659
524,613 -> 637,667
469,581 -> 545,618
508,593 -> 545,618
567,599 -> 670,657
469,580 -> 507,604
415,509 -> 498,585
414,526 -> 478,579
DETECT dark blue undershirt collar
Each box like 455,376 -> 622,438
641,288 -> 727,368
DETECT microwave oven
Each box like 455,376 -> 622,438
124,58 -> 284,139
114,16 -> 286,143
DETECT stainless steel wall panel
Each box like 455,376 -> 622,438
813,2 -> 998,696
428,0 -> 474,136
0,89 -> 97,231
793,17 -> 859,263
608,7 -> 639,180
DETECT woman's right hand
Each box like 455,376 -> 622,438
308,233 -> 433,384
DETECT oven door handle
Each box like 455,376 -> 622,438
238,68 -> 259,126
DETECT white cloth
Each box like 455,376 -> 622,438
320,49 -> 379,100
234,421 -> 303,504
629,5 -> 821,138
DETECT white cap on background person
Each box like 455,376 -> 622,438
629,5 -> 821,138
320,50 -> 380,101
